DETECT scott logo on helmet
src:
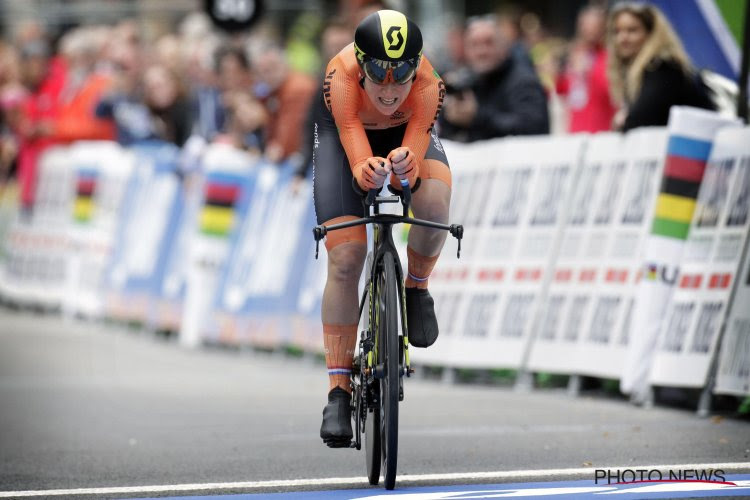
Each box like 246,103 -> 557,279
386,26 -> 404,51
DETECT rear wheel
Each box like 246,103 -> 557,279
380,253 -> 400,490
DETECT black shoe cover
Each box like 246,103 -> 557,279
320,386 -> 353,448
406,287 -> 439,348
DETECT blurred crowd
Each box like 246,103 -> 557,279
0,0 -> 717,213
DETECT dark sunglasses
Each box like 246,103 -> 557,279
360,56 -> 420,85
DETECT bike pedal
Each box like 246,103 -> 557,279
324,438 -> 353,448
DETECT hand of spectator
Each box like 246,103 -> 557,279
612,107 -> 627,131
28,120 -> 54,140
265,142 -> 284,164
443,91 -> 478,127
354,156 -> 391,191
387,146 -> 419,188
232,92 -> 267,133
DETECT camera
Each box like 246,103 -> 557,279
443,68 -> 476,96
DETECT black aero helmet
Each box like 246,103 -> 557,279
354,10 -> 423,84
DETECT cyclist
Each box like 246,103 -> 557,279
314,9 -> 452,447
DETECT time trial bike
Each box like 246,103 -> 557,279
313,178 -> 463,490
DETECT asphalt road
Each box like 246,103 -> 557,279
0,309 -> 748,499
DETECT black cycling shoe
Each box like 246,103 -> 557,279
320,386 -> 353,448
406,287 -> 439,347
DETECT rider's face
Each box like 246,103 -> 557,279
363,77 -> 413,116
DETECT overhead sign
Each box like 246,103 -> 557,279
204,0 -> 263,32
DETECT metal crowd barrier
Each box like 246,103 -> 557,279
0,107 -> 747,405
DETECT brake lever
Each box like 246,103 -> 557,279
450,224 -> 464,258
313,225 -> 327,259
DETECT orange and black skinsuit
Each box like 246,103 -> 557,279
314,43 -> 452,396
312,43 -> 451,245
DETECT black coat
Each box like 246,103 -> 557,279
623,59 -> 715,131
438,56 -> 550,142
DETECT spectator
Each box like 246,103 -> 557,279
250,43 -> 316,165
210,45 -> 266,151
556,4 -> 616,133
429,13 -> 466,76
180,15 -> 223,141
154,34 -> 184,77
97,45 -> 192,147
496,5 -> 535,70
142,64 -> 192,147
54,27 -> 116,143
95,37 -> 149,145
607,1 -> 714,131
294,18 -> 352,187
15,38 -> 66,214
0,42 -> 25,183
439,15 -> 549,142
221,88 -> 268,153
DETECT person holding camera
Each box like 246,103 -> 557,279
439,15 -> 549,142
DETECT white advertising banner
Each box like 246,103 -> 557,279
529,128 -> 668,378
179,143 -> 256,348
621,107 -> 739,400
715,242 -> 750,396
0,147 -> 73,307
63,142 -> 135,318
650,127 -> 750,389
105,142 -> 181,324
421,135 -> 586,369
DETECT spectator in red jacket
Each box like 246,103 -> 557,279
556,5 -> 616,133
15,39 -> 66,214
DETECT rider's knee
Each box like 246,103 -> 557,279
323,216 -> 367,252
328,243 -> 366,283
415,190 -> 450,224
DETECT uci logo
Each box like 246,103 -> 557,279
386,26 -> 404,51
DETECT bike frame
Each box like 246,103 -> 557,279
313,188 -> 464,370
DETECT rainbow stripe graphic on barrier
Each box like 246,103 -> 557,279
73,167 -> 98,224
652,136 -> 713,240
200,173 -> 244,238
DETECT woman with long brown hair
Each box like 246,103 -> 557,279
607,2 -> 714,131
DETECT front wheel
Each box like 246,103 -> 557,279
363,274 -> 380,485
380,252 -> 400,490
365,406 -> 381,485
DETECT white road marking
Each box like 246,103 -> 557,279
353,486 -> 620,499
0,463 -> 748,498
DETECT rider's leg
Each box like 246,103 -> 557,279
312,95 -> 367,446
406,160 -> 452,288
322,223 -> 367,393
319,225 -> 365,446
399,158 -> 452,348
